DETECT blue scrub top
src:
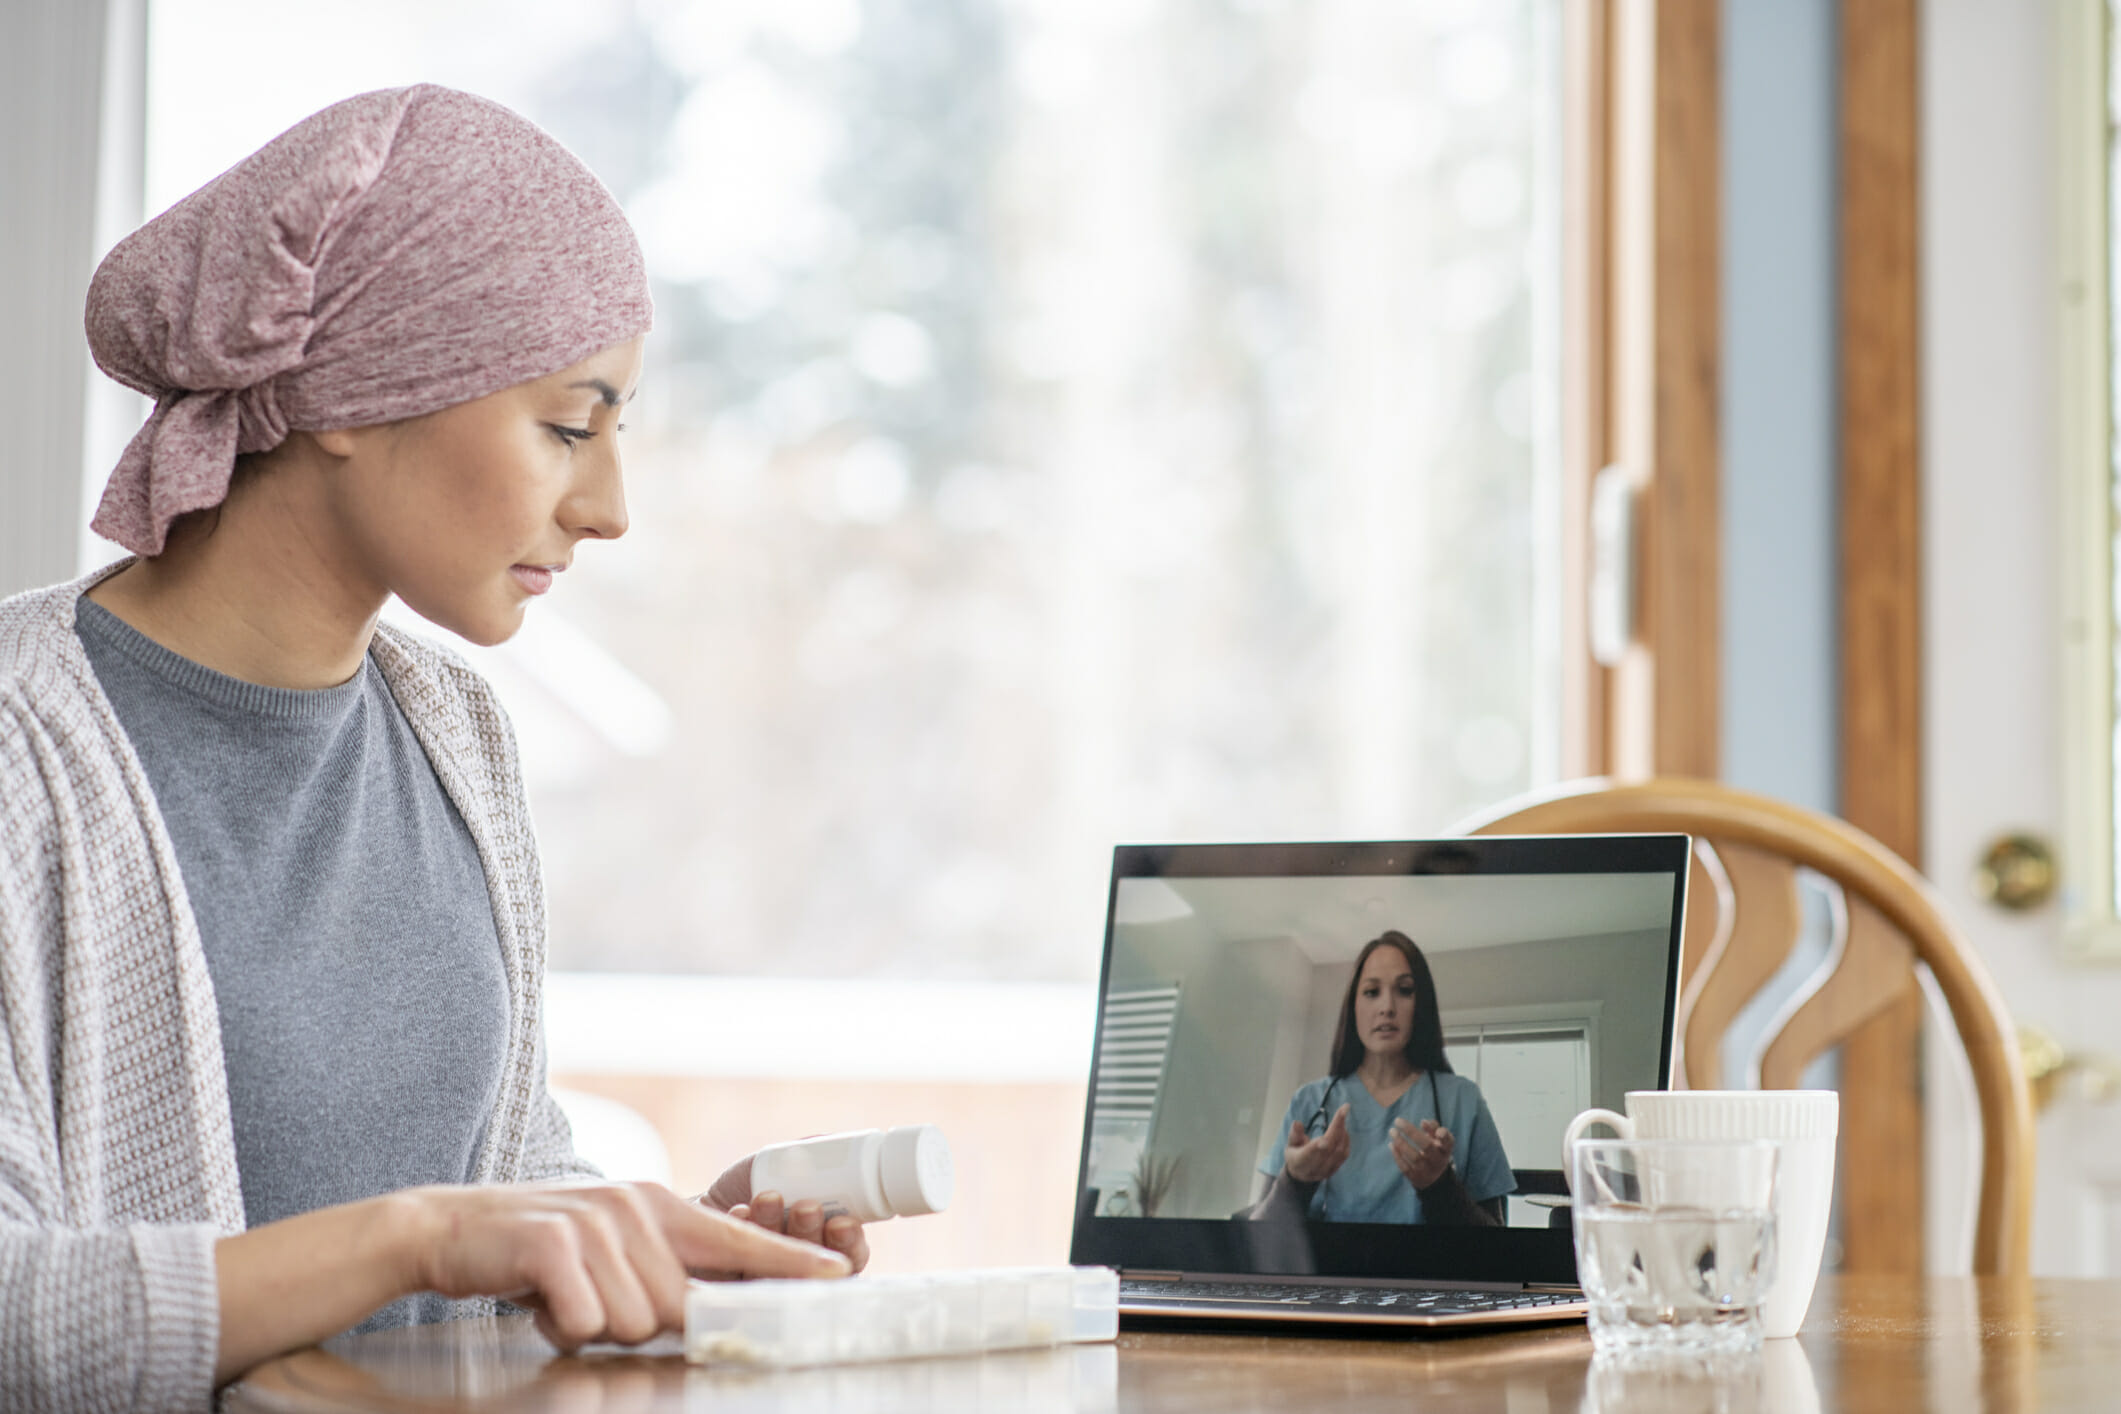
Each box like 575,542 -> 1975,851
1259,1071 -> 1515,1223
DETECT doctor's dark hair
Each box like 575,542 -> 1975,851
1327,931 -> 1454,1079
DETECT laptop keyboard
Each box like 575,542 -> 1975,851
1121,1279 -> 1581,1315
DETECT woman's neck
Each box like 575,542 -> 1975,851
86,448 -> 385,690
1356,1050 -> 1418,1090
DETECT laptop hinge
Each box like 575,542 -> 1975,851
1122,1270 -> 1184,1282
1524,1283 -> 1583,1295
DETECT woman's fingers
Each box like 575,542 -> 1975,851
1286,1104 -> 1358,1182
1325,1107 -> 1352,1165
747,1191 -> 787,1234
1388,1126 -> 1419,1176
1422,1122 -> 1456,1167
512,1212 -> 607,1349
1390,1122 -> 1442,1184
1390,1119 -> 1458,1189
1289,1141 -> 1320,1180
665,1201 -> 852,1281
1285,1122 -> 1318,1178
409,1180 -> 842,1353
784,1199 -> 828,1247
564,1200 -> 661,1346
597,1186 -> 693,1335
1326,1104 -> 1351,1144
823,1215 -> 871,1274
1310,1106 -> 1350,1172
724,1190 -> 870,1274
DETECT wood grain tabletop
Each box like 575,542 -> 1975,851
224,1274 -> 2121,1412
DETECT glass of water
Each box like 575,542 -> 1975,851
1570,1138 -> 1779,1355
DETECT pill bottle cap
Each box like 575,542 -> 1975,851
880,1124 -> 953,1216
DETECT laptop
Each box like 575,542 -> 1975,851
1067,833 -> 1690,1328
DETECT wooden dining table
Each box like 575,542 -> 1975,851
224,1274 -> 2121,1412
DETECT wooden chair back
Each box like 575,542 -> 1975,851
1455,776 -> 2034,1275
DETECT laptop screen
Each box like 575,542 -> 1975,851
1068,835 -> 1688,1286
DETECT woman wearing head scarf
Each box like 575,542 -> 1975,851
0,86 -> 853,1406
1250,931 -> 1514,1226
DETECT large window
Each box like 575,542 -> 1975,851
141,0 -> 1564,985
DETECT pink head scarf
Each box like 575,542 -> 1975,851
86,84 -> 653,556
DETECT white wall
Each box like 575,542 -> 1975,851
1919,0 -> 2085,1277
0,0 -> 141,598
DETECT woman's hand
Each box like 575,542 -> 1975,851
214,1180 -> 850,1386
404,1180 -> 849,1352
1283,1103 -> 1353,1184
1389,1117 -> 1456,1190
702,1155 -> 872,1273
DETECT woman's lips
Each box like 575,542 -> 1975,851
511,565 -> 556,595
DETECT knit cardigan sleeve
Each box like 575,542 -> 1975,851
0,592 -> 597,1409
0,685 -> 224,1412
473,670 -> 596,1185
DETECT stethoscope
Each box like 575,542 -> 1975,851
1305,1068 -> 1442,1139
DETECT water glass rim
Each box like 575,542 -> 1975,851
1570,1135 -> 1780,1210
1570,1135 -> 1782,1155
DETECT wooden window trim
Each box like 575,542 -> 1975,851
1563,0 -> 1721,783
1567,0 -> 1928,1273
1838,0 -> 1925,1277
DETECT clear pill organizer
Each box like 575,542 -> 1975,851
685,1266 -> 1120,1369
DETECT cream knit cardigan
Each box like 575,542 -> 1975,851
0,569 -> 592,1411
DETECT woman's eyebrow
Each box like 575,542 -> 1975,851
567,378 -> 633,407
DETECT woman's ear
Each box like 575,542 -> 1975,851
307,427 -> 360,458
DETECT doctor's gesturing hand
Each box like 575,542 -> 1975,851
1283,1103 -> 1354,1184
1389,1117 -> 1456,1190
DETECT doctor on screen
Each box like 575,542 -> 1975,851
1250,931 -> 1512,1226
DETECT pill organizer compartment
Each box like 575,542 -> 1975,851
685,1266 -> 1121,1369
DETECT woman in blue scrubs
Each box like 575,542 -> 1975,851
1251,931 -> 1513,1225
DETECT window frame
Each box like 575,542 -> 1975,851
1564,0 -> 1722,781
2059,0 -> 2121,958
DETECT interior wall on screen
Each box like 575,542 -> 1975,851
1721,0 -> 1839,814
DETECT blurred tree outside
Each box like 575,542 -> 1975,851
144,0 -> 1559,981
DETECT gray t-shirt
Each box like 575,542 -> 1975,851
75,597 -> 510,1329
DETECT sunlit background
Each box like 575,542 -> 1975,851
130,0 -> 1562,1266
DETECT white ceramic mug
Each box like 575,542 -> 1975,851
1564,1090 -> 1838,1340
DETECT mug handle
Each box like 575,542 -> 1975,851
1561,1108 -> 1635,1195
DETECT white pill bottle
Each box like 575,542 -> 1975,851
747,1124 -> 954,1223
